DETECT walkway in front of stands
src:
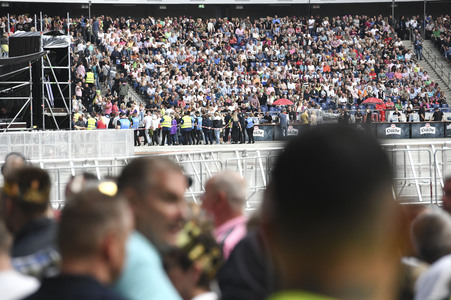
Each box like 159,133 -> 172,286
135,141 -> 287,155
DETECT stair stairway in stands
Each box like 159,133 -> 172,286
403,40 -> 451,104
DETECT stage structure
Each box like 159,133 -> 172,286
0,50 -> 45,132
41,12 -> 72,130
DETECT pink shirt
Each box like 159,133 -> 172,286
214,215 -> 247,259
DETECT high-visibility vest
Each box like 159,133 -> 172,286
87,118 -> 96,130
86,72 -> 95,84
161,115 -> 172,128
131,117 -> 140,129
246,117 -> 254,129
119,118 -> 131,129
181,115 -> 192,129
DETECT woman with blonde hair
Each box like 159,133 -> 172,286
231,111 -> 241,144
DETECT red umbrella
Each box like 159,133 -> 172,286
273,98 -> 294,106
362,97 -> 384,105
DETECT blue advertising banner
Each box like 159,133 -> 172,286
411,122 -> 445,138
376,123 -> 410,139
253,124 -> 274,141
445,122 -> 451,138
273,124 -> 308,140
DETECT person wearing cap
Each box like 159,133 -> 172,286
1,167 -> 60,279
163,221 -> 223,300
24,183 -> 132,300
116,113 -> 131,130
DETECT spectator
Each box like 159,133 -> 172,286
278,109 -> 288,138
442,177 -> 451,215
2,167 -> 60,279
245,113 -> 255,144
1,152 -> 27,178
430,107 -> 444,122
24,183 -> 133,300
264,125 -> 401,300
163,221 -> 223,300
201,171 -> 247,259
114,157 -> 189,300
0,220 -> 39,300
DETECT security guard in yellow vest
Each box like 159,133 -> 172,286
86,114 -> 97,130
86,69 -> 95,87
160,112 -> 172,146
181,111 -> 193,145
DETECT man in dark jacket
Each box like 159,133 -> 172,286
24,185 -> 132,300
2,167 -> 60,279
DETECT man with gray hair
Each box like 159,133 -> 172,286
202,171 -> 247,259
413,210 -> 451,300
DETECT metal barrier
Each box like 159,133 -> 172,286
383,146 -> 434,203
432,146 -> 451,204
1,142 -> 450,209
0,130 -> 134,161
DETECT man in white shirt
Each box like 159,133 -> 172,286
0,221 -> 39,300
143,110 -> 153,146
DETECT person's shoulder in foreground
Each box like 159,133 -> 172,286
114,230 -> 181,300
24,274 -> 126,300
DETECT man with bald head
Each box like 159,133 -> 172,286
202,171 -> 247,259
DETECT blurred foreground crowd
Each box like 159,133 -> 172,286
1,125 -> 451,300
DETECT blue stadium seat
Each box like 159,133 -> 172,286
261,105 -> 268,113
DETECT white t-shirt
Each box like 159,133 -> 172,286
143,115 -> 153,129
0,269 -> 39,300
415,254 -> 451,300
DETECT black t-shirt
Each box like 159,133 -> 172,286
432,110 -> 444,121
355,112 -> 363,123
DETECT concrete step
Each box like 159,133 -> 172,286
403,41 -> 451,102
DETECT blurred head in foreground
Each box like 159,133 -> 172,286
117,157 -> 188,250
58,182 -> 133,284
263,125 -> 401,300
163,220 -> 223,300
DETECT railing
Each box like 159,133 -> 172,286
2,143 -> 451,209
422,42 -> 451,91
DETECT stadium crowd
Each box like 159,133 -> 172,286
1,13 -> 450,144
2,125 -> 451,300
427,14 -> 451,62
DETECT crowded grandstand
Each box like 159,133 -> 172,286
2,7 -> 451,144
2,2 -> 451,299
